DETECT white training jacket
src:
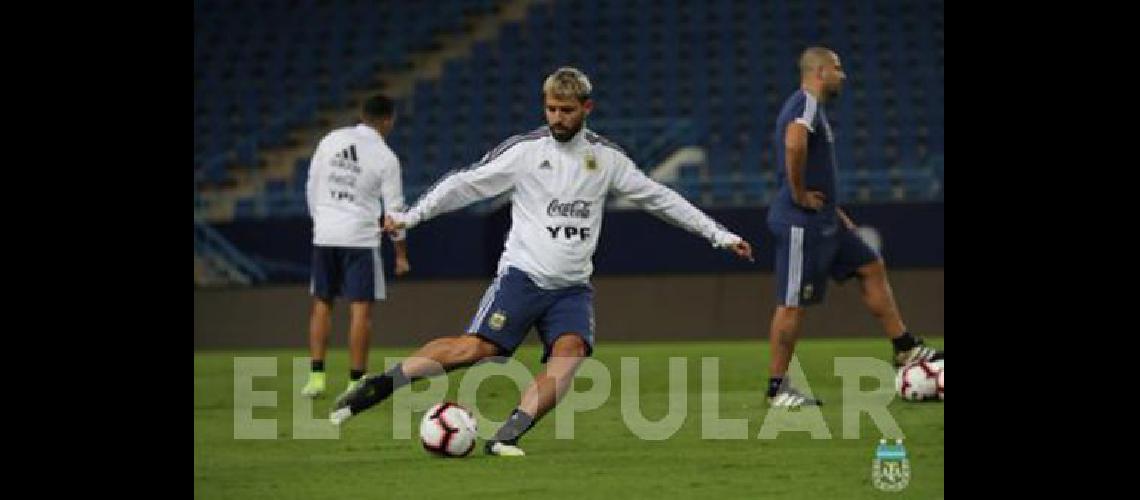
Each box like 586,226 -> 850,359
393,126 -> 741,289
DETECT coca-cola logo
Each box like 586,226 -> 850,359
547,199 -> 592,219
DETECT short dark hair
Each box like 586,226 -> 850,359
362,93 -> 395,119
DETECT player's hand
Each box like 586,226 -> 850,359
383,214 -> 407,234
729,240 -> 754,263
795,191 -> 827,211
394,256 -> 411,277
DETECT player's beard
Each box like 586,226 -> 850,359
826,82 -> 842,100
550,120 -> 583,142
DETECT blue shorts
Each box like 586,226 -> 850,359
466,267 -> 595,363
770,221 -> 879,307
310,245 -> 386,302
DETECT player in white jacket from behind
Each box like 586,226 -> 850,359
332,67 -> 753,456
301,94 -> 411,401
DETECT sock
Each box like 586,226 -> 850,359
767,376 -> 785,398
348,363 -> 414,414
891,332 -> 919,352
350,369 -> 365,381
311,360 -> 325,372
491,408 -> 536,445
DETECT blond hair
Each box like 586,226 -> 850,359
542,66 -> 593,101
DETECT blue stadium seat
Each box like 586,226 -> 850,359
293,157 -> 310,187
234,197 -> 257,218
708,177 -> 735,206
741,176 -> 770,206
678,164 -> 701,183
236,138 -> 259,167
199,0 -> 943,217
265,179 -> 287,194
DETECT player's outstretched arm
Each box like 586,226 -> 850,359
609,156 -> 756,261
389,145 -> 525,231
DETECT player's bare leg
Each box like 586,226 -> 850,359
855,260 -> 906,337
301,298 -> 334,398
331,336 -> 500,424
487,334 -> 588,457
343,301 -> 373,396
766,306 -> 821,407
855,259 -> 942,366
768,306 -> 804,377
400,335 -> 502,378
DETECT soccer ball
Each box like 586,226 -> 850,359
895,361 -> 940,401
933,360 -> 944,400
420,402 -> 478,457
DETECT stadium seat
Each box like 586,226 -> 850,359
197,0 -> 943,219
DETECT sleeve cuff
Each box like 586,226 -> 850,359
392,210 -> 419,230
712,231 -> 742,248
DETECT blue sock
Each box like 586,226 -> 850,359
492,408 -> 536,445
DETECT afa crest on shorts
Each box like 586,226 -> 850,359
488,310 -> 507,331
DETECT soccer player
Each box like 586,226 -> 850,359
300,94 -> 411,400
330,67 -> 754,456
764,47 -> 942,408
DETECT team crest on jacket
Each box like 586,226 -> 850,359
584,153 -> 597,171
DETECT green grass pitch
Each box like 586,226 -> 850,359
195,338 -> 944,499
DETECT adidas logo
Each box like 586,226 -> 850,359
331,144 -> 362,173
335,145 -> 359,162
538,160 -> 552,170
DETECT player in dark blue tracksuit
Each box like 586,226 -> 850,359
765,47 -> 942,407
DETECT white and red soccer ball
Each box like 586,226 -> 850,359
895,360 -> 943,401
419,402 -> 478,457
935,362 -> 944,400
